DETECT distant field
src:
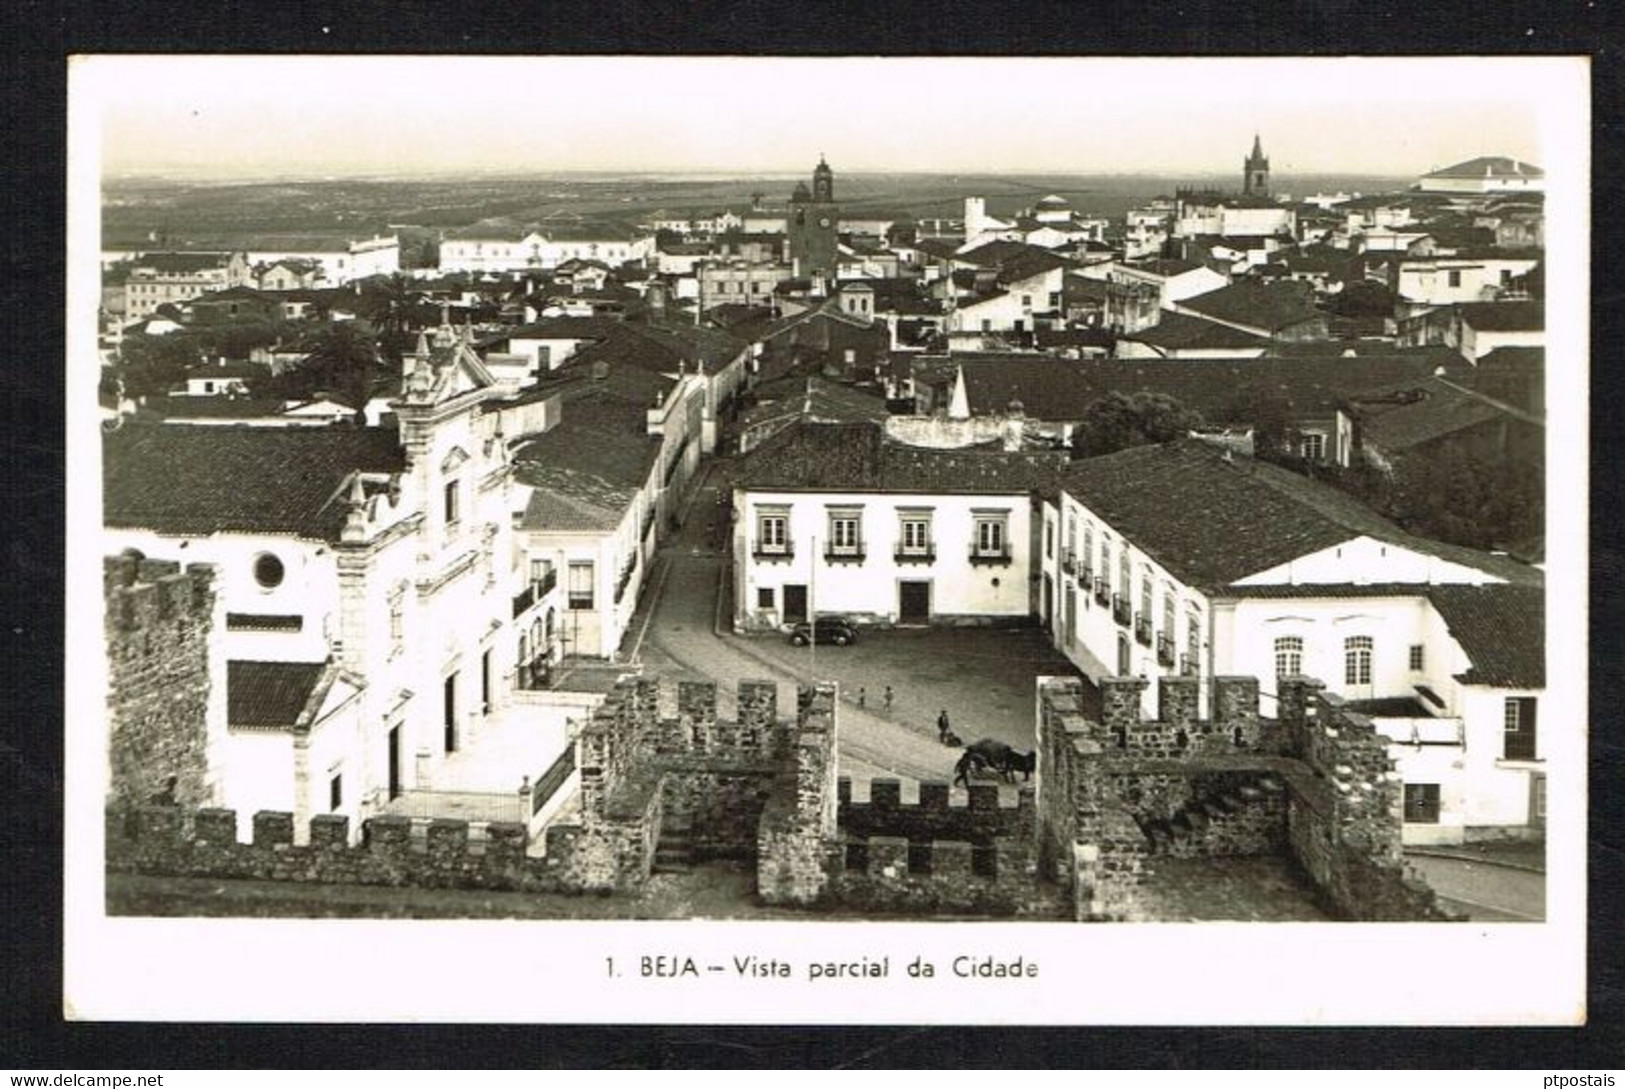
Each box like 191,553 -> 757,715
100,171 -> 1411,249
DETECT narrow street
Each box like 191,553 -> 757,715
625,456 -> 1078,792
1404,852 -> 1546,922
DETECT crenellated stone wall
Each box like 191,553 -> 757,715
108,675 -> 845,902
820,776 -> 1056,916
105,554 -> 222,811
1037,673 -> 1454,922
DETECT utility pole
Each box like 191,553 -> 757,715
808,530 -> 816,680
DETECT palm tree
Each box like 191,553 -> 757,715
295,321 -> 381,423
358,273 -> 417,371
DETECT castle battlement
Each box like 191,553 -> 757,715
1035,673 -> 1445,922
105,555 -> 218,632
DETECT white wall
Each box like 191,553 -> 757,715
1234,536 -> 1503,588
1461,324 -> 1544,361
734,490 -> 1036,628
103,529 -> 339,663
1040,493 -> 1210,715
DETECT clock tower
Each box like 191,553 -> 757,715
787,155 -> 839,287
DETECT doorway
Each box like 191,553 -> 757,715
387,725 -> 401,800
899,580 -> 931,624
443,673 -> 458,753
783,584 -> 809,624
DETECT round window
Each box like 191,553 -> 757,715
253,552 -> 285,589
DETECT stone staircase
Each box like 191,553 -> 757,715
1132,779 -> 1282,857
652,812 -> 694,873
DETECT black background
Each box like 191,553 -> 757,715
4,0 -> 1621,1069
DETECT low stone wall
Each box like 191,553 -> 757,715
820,835 -> 1062,917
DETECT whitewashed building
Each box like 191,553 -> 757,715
1037,439 -> 1546,844
103,329 -> 559,841
732,421 -> 1067,631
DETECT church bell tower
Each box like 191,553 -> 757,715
788,155 -> 840,287
1243,134 -> 1270,197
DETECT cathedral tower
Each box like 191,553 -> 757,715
1243,134 -> 1270,197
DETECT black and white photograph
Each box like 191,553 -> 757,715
64,54 -> 1588,1025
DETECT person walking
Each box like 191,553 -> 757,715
937,709 -> 951,744
857,686 -> 867,710
883,685 -> 894,715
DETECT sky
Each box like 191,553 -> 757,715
77,55 -> 1578,180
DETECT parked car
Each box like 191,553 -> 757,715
788,617 -> 858,647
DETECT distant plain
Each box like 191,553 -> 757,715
100,171 -> 1411,251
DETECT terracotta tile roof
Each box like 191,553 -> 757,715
134,395 -> 290,421
1124,311 -> 1273,352
103,423 -> 406,541
740,420 -> 1066,494
513,388 -> 661,531
1059,439 -> 1541,590
740,378 -> 889,433
915,239 -> 963,260
956,239 -> 1056,269
228,661 -> 327,728
1352,376 -> 1538,453
1424,583 -> 1544,687
1177,280 -> 1323,334
1125,258 -> 1201,277
1459,301 -> 1544,332
134,251 -> 238,274
1424,156 -> 1544,180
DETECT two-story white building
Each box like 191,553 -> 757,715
732,421 -> 1067,631
1037,438 -> 1546,843
122,251 -> 252,320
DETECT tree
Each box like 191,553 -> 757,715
357,273 -> 417,370
287,321 -> 381,422
1327,279 -> 1397,319
1071,391 -> 1203,459
1381,445 -> 1544,550
116,332 -> 203,398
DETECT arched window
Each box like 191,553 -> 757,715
1275,635 -> 1304,678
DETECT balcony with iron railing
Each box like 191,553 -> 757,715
894,546 -> 936,566
969,544 -> 1013,567
512,569 -> 557,619
1156,633 -> 1176,666
1060,549 -> 1077,576
1093,577 -> 1111,606
1134,614 -> 1153,647
1180,654 -> 1199,677
1111,594 -> 1133,627
824,544 -> 867,566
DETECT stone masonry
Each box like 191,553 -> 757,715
104,554 -> 222,810
107,675 -> 844,902
1037,673 -> 1453,922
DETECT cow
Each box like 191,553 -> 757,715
954,739 -> 1037,786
